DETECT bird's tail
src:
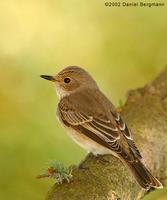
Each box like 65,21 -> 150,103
125,158 -> 163,189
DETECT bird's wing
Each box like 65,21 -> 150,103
110,110 -> 142,159
58,98 -> 141,161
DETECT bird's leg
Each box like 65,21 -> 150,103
78,152 -> 95,169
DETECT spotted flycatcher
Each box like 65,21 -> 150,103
40,66 -> 162,189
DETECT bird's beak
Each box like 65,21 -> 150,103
40,75 -> 56,82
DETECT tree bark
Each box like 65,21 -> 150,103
46,67 -> 167,200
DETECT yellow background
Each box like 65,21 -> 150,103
0,1 -> 167,199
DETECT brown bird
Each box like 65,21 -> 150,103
41,66 -> 163,189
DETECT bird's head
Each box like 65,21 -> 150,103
40,66 -> 98,98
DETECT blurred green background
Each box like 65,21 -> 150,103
0,0 -> 167,199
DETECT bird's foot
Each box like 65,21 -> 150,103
78,153 -> 111,169
95,154 -> 110,164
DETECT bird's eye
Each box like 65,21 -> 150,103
64,77 -> 71,83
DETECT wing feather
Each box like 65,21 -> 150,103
58,97 -> 141,161
59,104 -> 133,161
110,111 -> 142,159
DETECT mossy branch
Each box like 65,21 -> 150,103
46,67 -> 167,200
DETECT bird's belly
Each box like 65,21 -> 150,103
64,125 -> 112,156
